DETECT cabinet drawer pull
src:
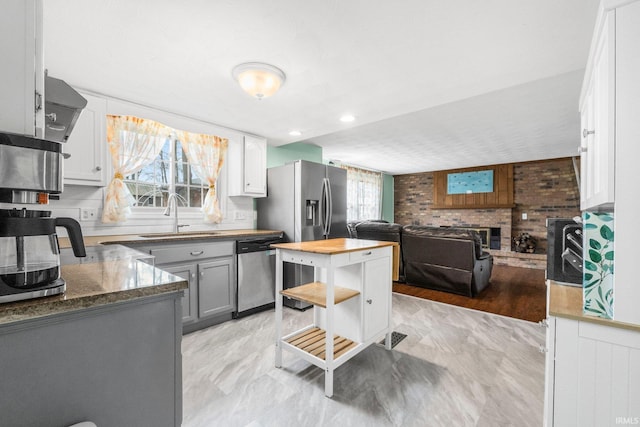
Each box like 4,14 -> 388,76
190,250 -> 204,256
363,251 -> 372,256
582,129 -> 595,138
366,299 -> 372,304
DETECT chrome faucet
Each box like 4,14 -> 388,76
163,192 -> 189,233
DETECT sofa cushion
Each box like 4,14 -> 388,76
403,226 -> 483,258
355,222 -> 402,242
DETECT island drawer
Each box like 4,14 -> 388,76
348,246 -> 389,263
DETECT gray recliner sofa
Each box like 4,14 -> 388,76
351,222 -> 493,297
401,226 -> 493,297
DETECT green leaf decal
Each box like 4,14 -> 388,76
600,214 -> 614,222
584,212 -> 591,220
585,260 -> 598,271
600,225 -> 614,241
604,251 -> 614,261
589,250 -> 602,263
596,299 -> 606,312
585,223 -> 598,229
589,239 -> 602,250
584,273 -> 593,281
605,289 -> 614,305
585,279 -> 600,290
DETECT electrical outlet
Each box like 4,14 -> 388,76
234,211 -> 246,220
522,213 -> 528,220
80,208 -> 98,221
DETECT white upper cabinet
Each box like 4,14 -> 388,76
228,135 -> 267,197
63,91 -> 108,186
0,0 -> 45,137
579,9 -> 616,211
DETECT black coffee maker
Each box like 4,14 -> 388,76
0,208 -> 86,303
1,132 -> 88,303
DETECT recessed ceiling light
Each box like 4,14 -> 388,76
340,114 -> 355,123
289,130 -> 302,136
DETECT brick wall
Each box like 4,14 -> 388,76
511,158 -> 580,252
394,157 -> 580,254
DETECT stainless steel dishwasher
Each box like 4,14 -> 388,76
235,234 -> 284,318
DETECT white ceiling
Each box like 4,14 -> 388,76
43,0 -> 600,175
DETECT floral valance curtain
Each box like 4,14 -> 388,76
178,131 -> 228,223
102,115 -> 171,223
343,165 -> 383,222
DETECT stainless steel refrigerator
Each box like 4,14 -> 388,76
257,160 -> 348,308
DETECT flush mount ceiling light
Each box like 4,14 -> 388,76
289,130 -> 302,136
340,114 -> 355,123
232,62 -> 286,100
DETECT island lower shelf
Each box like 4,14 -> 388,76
285,327 -> 358,360
280,281 -> 360,307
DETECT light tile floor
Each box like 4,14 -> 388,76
182,293 -> 545,427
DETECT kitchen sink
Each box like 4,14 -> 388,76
138,231 -> 220,238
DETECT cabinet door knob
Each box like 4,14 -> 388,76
200,272 -> 204,277
583,129 -> 595,138
191,273 -> 196,279
366,299 -> 372,304
95,166 -> 102,171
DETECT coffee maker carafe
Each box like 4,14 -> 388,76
0,208 -> 86,303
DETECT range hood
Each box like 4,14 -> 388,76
44,75 -> 87,143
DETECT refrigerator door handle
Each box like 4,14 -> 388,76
321,178 -> 330,237
320,178 -> 326,234
326,177 -> 333,237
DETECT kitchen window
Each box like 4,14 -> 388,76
344,165 -> 382,222
124,137 -> 208,209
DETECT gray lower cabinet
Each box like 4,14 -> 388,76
163,263 -> 198,323
0,293 -> 183,427
128,240 -> 236,333
199,257 -> 234,318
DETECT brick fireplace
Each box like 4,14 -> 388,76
393,158 -> 580,269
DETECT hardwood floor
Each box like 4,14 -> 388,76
393,265 -> 547,322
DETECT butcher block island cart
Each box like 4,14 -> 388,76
272,238 -> 399,397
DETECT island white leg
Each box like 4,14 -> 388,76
325,266 -> 335,397
385,246 -> 393,351
275,249 -> 283,368
325,368 -> 334,397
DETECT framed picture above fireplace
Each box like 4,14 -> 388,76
447,170 -> 494,194
433,164 -> 515,209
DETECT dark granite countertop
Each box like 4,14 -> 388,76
61,229 -> 283,248
0,245 -> 187,325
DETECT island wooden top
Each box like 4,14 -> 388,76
0,245 -> 187,325
271,238 -> 397,255
548,281 -> 640,333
